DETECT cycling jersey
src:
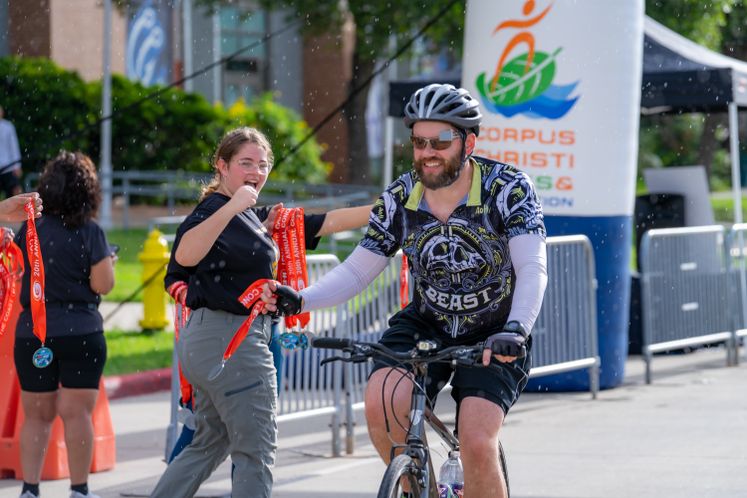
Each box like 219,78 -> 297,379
360,155 -> 545,343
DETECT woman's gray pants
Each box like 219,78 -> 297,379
151,309 -> 277,498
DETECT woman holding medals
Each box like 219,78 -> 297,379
0,192 -> 42,337
13,152 -> 115,498
0,192 -> 43,223
150,127 -> 370,498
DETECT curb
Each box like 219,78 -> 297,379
104,367 -> 172,400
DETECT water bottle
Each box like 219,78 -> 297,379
437,450 -> 464,498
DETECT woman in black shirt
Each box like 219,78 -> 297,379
14,152 -> 115,498
151,127 -> 370,498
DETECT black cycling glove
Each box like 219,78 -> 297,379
274,285 -> 303,316
484,321 -> 529,358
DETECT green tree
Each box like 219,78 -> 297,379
186,0 -> 464,184
647,0 -> 732,50
87,75 -> 223,174
0,56 -> 330,184
0,57 -> 97,174
643,1 -> 747,189
224,95 -> 331,183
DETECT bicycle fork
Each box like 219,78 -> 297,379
401,379 -> 460,498
393,385 -> 426,498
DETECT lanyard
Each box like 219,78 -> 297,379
168,281 -> 192,405
0,231 -> 23,337
25,199 -> 47,345
208,278 -> 277,381
209,207 -> 312,380
400,253 -> 410,309
271,207 -> 310,329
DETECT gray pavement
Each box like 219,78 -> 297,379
1,347 -> 746,498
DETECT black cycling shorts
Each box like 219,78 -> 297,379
370,306 -> 532,417
14,333 -> 107,392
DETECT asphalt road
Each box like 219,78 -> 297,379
1,346 -> 745,498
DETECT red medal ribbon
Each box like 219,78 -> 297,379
0,231 -> 24,337
400,253 -> 410,308
218,207 -> 310,366
272,207 -> 310,329
220,278 -> 278,363
167,281 -> 193,405
24,200 -> 47,344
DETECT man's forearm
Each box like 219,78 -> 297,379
301,246 -> 389,311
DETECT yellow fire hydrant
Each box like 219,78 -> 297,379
138,229 -> 170,330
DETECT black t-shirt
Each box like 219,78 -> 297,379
14,215 -> 110,338
167,194 -> 325,315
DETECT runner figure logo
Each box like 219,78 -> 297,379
475,0 -> 580,120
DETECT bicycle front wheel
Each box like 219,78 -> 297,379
377,454 -> 423,498
499,441 -> 510,497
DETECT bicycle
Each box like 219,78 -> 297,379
311,335 -> 512,498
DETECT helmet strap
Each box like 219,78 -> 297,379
457,128 -> 470,166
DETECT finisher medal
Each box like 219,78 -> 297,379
25,199 -> 49,369
32,346 -> 53,368
279,331 -> 309,351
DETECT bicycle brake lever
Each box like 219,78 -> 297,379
320,356 -> 343,366
348,354 -> 370,363
454,357 -> 481,368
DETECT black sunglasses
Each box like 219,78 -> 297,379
410,129 -> 462,151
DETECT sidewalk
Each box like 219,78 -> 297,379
1,346 -> 745,497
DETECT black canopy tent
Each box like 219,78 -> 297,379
386,16 -> 747,224
641,16 -> 747,114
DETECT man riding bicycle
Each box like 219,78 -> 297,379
263,83 -> 548,498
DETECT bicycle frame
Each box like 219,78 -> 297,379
312,336 -> 509,498
390,362 -> 459,498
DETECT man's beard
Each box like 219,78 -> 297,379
414,153 -> 464,189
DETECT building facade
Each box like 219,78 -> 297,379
0,0 -> 359,180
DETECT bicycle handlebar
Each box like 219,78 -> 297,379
311,337 -> 353,350
312,335 -> 493,369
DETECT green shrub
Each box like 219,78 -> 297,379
0,56 -> 330,182
225,95 -> 331,183
87,75 -> 223,173
0,57 -> 96,171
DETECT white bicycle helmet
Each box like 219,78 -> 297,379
403,83 -> 482,136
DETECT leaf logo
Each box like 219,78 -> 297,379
476,1 -> 579,120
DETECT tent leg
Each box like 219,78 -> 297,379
729,102 -> 743,224
384,117 -> 394,189
729,102 -> 747,351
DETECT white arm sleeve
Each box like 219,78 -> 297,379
506,234 -> 548,334
300,246 -> 390,311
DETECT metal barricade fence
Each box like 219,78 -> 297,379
276,256 -> 343,397
276,255 -> 346,456
340,253 -> 404,403
338,253 -> 405,454
26,172 -> 380,229
640,226 -> 732,383
529,236 -> 600,398
727,224 -> 747,364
